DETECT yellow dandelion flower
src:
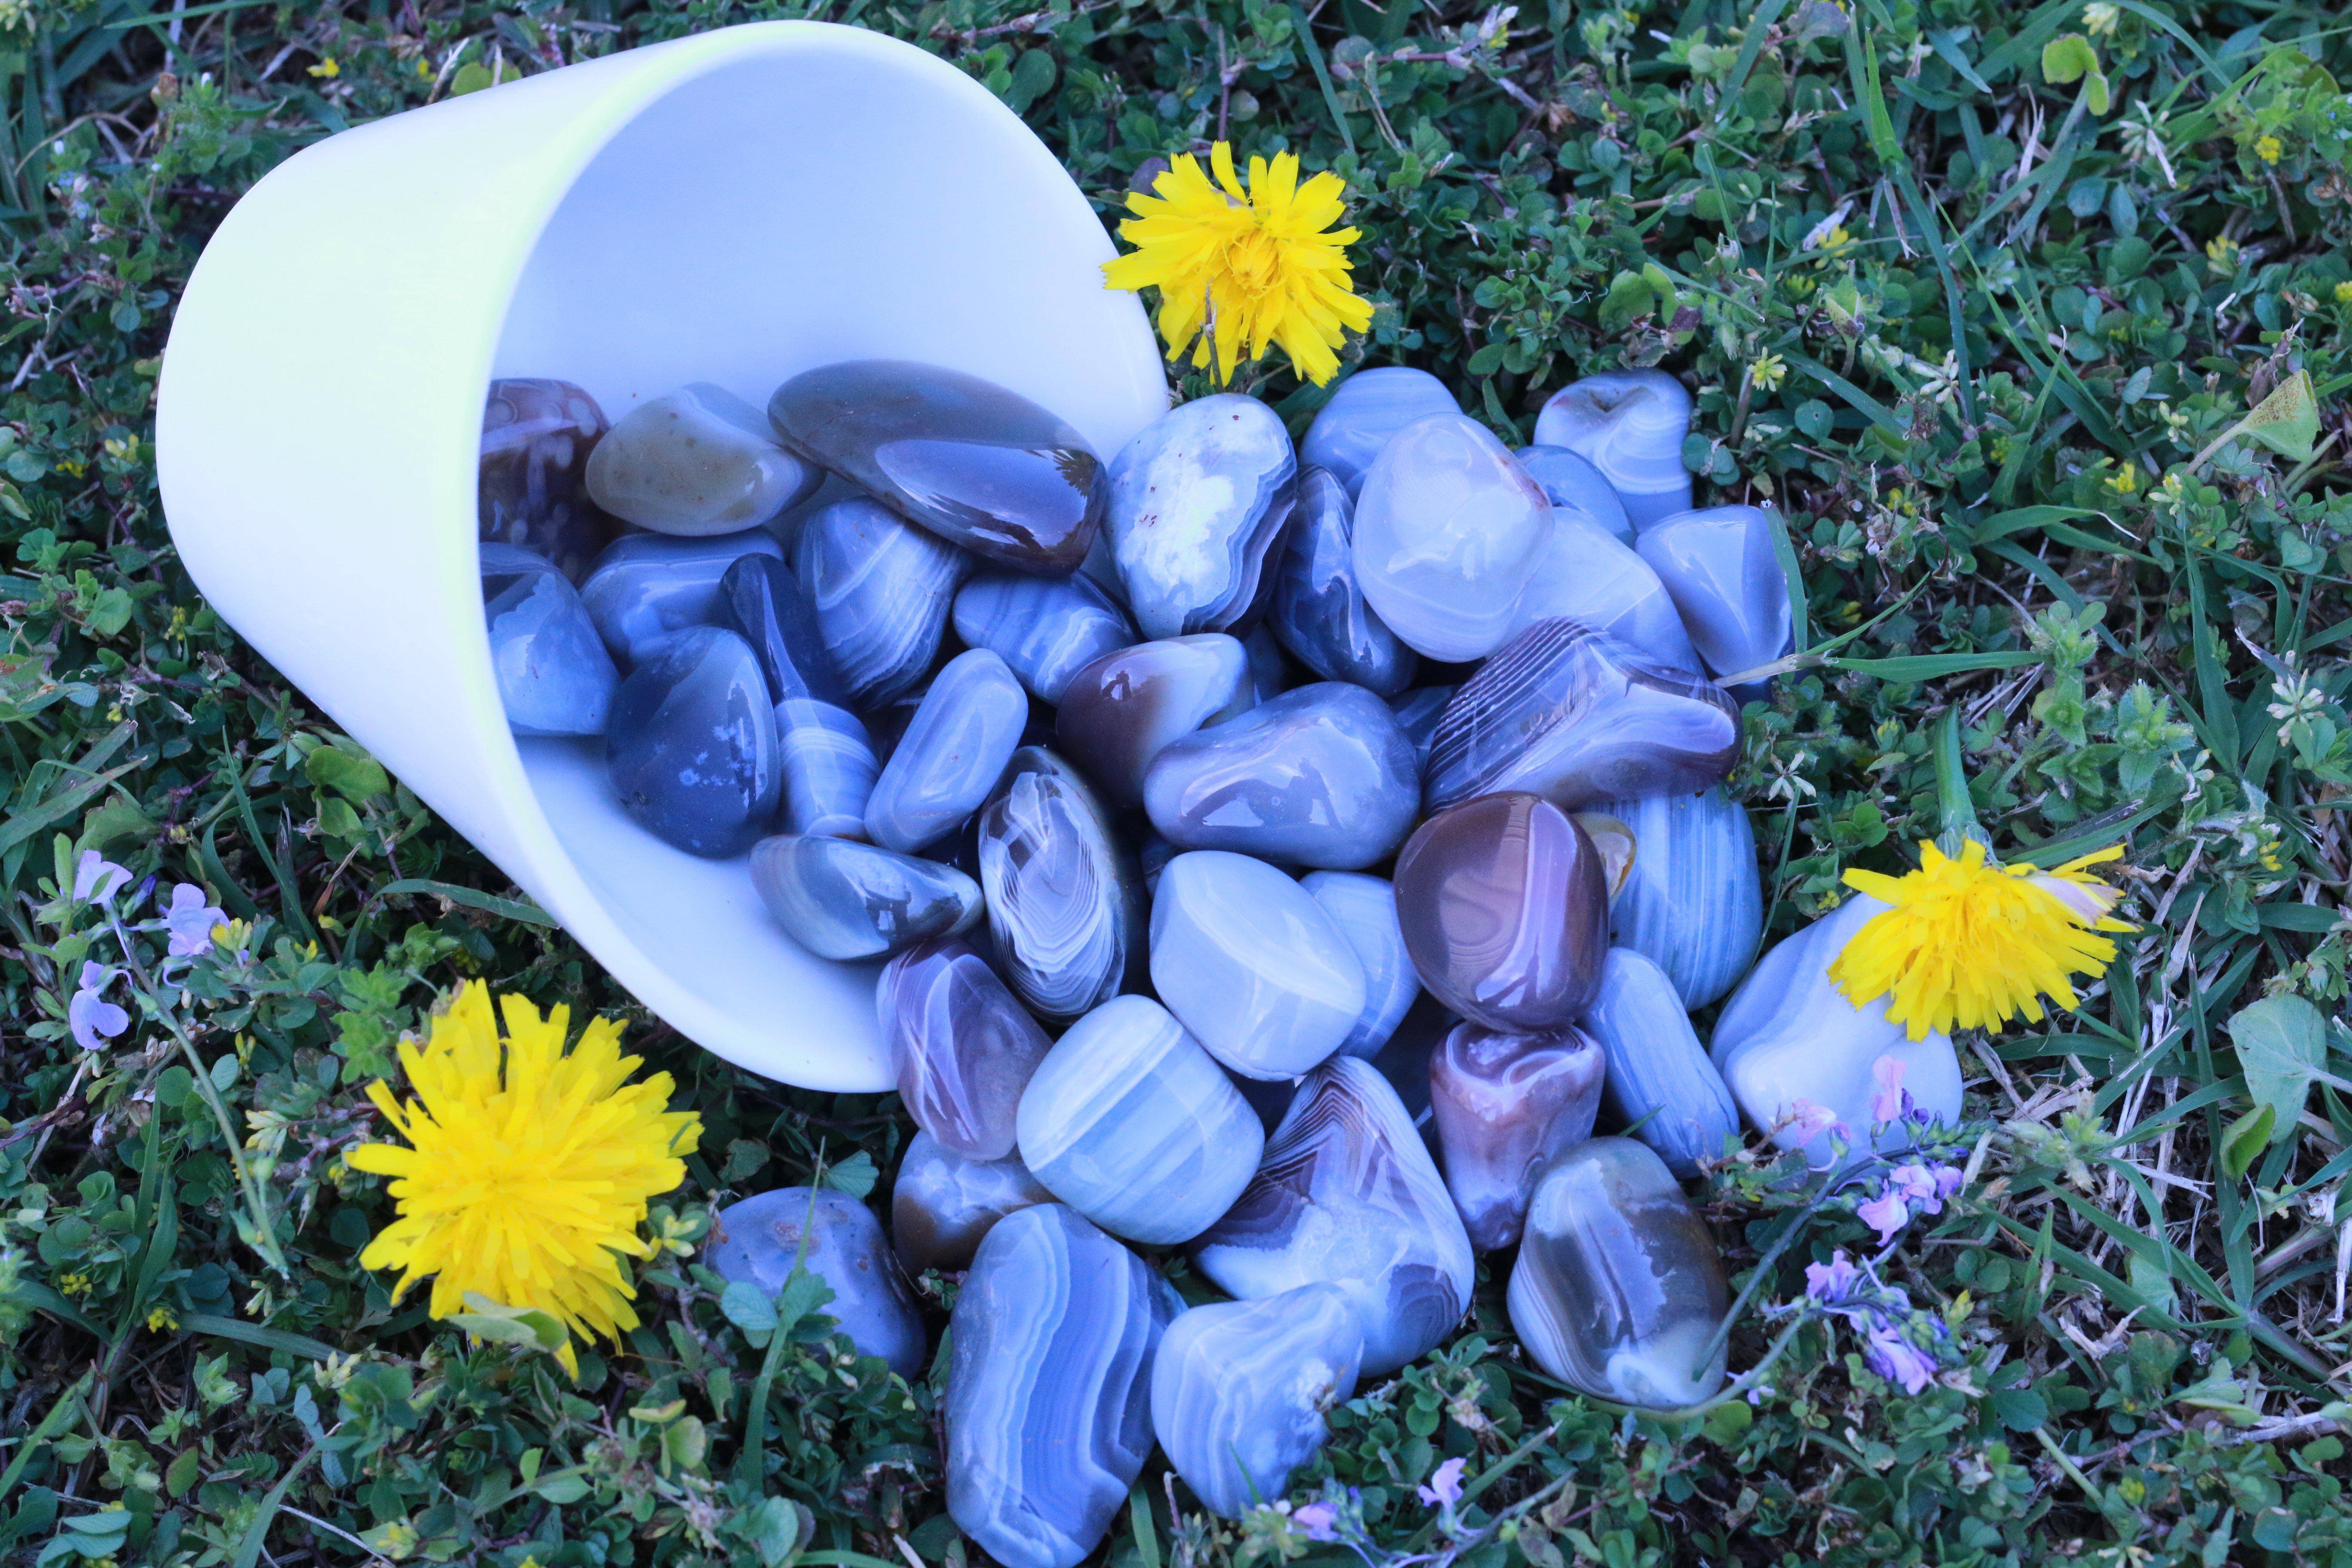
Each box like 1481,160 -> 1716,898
1827,841 -> 2134,1040
1102,142 -> 1374,387
347,983 -> 701,1374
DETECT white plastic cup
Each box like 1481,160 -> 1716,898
156,22 -> 1169,1090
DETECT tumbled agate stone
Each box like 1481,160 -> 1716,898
1636,505 -> 1795,680
1511,511 -> 1699,671
1387,684 -> 1456,770
946,1204 -> 1179,1568
1194,1057 -> 1473,1376
795,496 -> 970,711
770,360 -> 1107,575
1600,787 -> 1762,1008
1152,1285 -> 1364,1519
1573,812 -> 1638,902
579,528 -> 785,667
1300,366 -> 1460,498
879,937 -> 1051,1161
1507,1138 -> 1729,1407
954,572 -> 1136,704
709,1188 -> 925,1378
1583,949 -> 1739,1176
1514,444 -> 1633,541
978,747 -> 1145,1020
716,554 -> 878,839
479,377 -> 615,581
1430,1021 -> 1606,1251
1271,466 -> 1419,696
892,1131 -> 1051,1275
1107,393 -> 1298,640
1302,870 -> 1421,1059
866,649 -> 1028,853
1531,371 -> 1695,532
605,626 -> 778,857
750,835 -> 981,961
585,383 -> 820,536
1423,621 -> 1741,813
481,544 -> 617,736
1016,995 -> 1265,1245
1150,851 -> 1367,1081
1056,634 -> 1253,808
1353,412 -> 1553,662
1393,793 -> 1608,1032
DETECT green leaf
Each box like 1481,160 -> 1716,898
449,61 -> 494,95
1825,650 -> 2045,680
821,1148 -> 879,1200
2039,33 -> 2097,84
1992,1386 -> 2048,1430
304,744 -> 389,804
2227,995 -> 2332,1148
2240,371 -> 2319,463
1702,1399 -> 1753,1445
2220,1103 -> 2274,1181
447,1293 -> 570,1354
720,1280 -> 778,1335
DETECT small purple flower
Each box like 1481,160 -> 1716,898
73,850 -> 130,906
1805,1250 -> 1862,1303
1888,1162 -> 1962,1222
1417,1456 -> 1467,1509
1861,1317 -> 1939,1394
1291,1503 -> 1337,1541
68,962 -> 129,1050
1856,1188 -> 1911,1243
1868,1055 -> 1908,1124
164,883 -> 228,958
1934,1164 -> 1965,1200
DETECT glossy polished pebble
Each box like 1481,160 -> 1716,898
1056,634 -> 1253,808
892,1131 -> 1052,1274
948,1205 -> 1178,1568
880,937 -> 1052,1161
1194,1057 -> 1474,1376
481,545 -> 618,735
1574,812 -> 1638,902
580,528 -> 784,666
1270,467 -> 1418,696
795,497 -> 971,710
710,1188 -> 924,1378
771,360 -> 1106,575
716,554 -> 877,839
1514,445 -> 1634,542
979,747 -> 1145,1020
479,378 -> 616,581
954,572 -> 1136,704
1388,685 -> 1456,770
1108,394 -> 1297,639
1393,793 -> 1608,1032
1016,995 -> 1265,1245
1299,367 -> 1461,498
1583,949 -> 1738,1176
1143,684 -> 1419,870
750,835 -> 982,960
1151,851 -> 1367,1080
1152,1287 -> 1364,1519
1430,1021 -> 1605,1250
605,626 -> 779,856
1303,871 -> 1421,1059
1424,621 -> 1742,812
585,383 -> 819,535
1511,511 -> 1699,671
865,650 -> 1028,853
1531,371 -> 1695,532
1600,787 -> 1762,1008
1636,505 -> 1794,679
1353,413 -> 1553,662
1509,1138 -> 1729,1406
1711,895 -> 1963,1169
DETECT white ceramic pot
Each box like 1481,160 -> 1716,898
156,21 -> 1169,1090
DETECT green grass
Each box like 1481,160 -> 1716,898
5,0 -> 2352,1563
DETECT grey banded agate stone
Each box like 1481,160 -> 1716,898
709,1188 -> 924,1378
1300,366 -> 1461,499
954,572 -> 1136,704
1016,995 -> 1265,1245
979,747 -> 1145,1020
1583,949 -> 1738,1177
580,528 -> 785,667
1152,1286 -> 1364,1519
794,497 -> 971,711
1056,634 -> 1253,808
1143,683 -> 1419,870
946,1204 -> 1179,1568
1151,851 -> 1367,1081
1388,685 -> 1456,771
605,626 -> 779,857
716,554 -> 878,840
1107,393 -> 1298,640
585,383 -> 820,536
1711,895 -> 1963,1169
750,835 -> 981,961
1514,445 -> 1634,542
1511,511 -> 1699,672
1424,621 -> 1742,813
481,545 -> 618,736
892,1131 -> 1051,1275
1270,467 -> 1419,697
479,378 -> 616,582
770,360 -> 1108,576
865,649 -> 1028,853
1194,1056 -> 1473,1376
1303,871 -> 1421,1059
1507,1138 -> 1729,1408
1393,793 -> 1609,1032
1430,1021 -> 1606,1251
1575,812 -> 1638,903
879,937 -> 1051,1161
1599,787 -> 1762,1008
1531,371 -> 1695,533
1636,505 -> 1795,680
1353,413 -> 1553,662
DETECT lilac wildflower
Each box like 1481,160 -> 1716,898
1856,1188 -> 1910,1243
1291,1503 -> 1337,1541
68,962 -> 129,1050
1868,1055 -> 1909,1124
73,850 -> 130,906
1888,1162 -> 1964,1222
1804,1250 -> 1862,1303
1861,1317 -> 1940,1394
165,883 -> 229,958
1417,1456 -> 1467,1509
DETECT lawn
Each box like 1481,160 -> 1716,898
4,0 -> 2352,1564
